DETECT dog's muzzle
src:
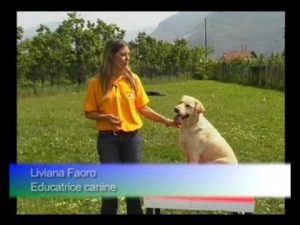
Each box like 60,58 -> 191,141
174,113 -> 189,125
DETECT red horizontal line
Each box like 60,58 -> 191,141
147,196 -> 255,203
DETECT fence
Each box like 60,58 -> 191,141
207,60 -> 285,91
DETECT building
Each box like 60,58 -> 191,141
222,51 -> 257,61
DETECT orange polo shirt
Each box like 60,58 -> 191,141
84,73 -> 149,131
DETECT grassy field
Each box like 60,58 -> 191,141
17,79 -> 285,214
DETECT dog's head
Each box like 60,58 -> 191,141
174,95 -> 205,125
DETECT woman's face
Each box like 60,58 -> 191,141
112,46 -> 130,71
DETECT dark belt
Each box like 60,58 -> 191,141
99,130 -> 138,136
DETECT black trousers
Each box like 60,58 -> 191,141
97,131 -> 143,215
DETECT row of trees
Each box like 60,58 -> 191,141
129,33 -> 208,78
17,12 -> 208,94
17,12 -> 284,94
17,12 -> 125,94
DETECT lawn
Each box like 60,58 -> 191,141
17,79 -> 285,214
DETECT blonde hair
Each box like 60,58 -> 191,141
98,40 -> 137,96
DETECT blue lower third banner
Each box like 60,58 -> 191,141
10,164 -> 290,198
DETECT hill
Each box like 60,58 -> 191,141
150,12 -> 285,58
151,12 -> 211,41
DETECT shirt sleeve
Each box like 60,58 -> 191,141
84,79 -> 98,113
134,74 -> 149,109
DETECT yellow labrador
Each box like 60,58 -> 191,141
174,95 -> 238,164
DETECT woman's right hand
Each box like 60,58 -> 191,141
164,118 -> 182,128
104,114 -> 123,126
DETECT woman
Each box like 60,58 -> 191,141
84,39 -> 179,214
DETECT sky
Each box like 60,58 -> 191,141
17,11 -> 179,31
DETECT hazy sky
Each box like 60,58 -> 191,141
17,11 -> 179,31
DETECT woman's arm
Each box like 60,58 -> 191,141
138,105 -> 180,128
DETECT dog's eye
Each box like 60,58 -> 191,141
185,104 -> 191,108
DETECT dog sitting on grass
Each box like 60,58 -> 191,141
174,95 -> 238,164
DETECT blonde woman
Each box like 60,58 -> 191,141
84,39 -> 179,214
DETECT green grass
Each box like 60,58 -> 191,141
17,80 -> 285,214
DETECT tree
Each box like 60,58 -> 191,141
17,12 -> 127,91
17,26 -> 24,43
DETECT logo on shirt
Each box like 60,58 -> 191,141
126,91 -> 135,100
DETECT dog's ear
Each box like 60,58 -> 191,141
195,101 -> 205,113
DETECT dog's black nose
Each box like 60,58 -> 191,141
174,108 -> 179,113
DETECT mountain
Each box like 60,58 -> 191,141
151,12 -> 211,41
151,12 -> 285,58
124,26 -> 156,42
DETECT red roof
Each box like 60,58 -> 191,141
223,51 -> 255,61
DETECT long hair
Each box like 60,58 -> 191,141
98,39 -> 137,96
